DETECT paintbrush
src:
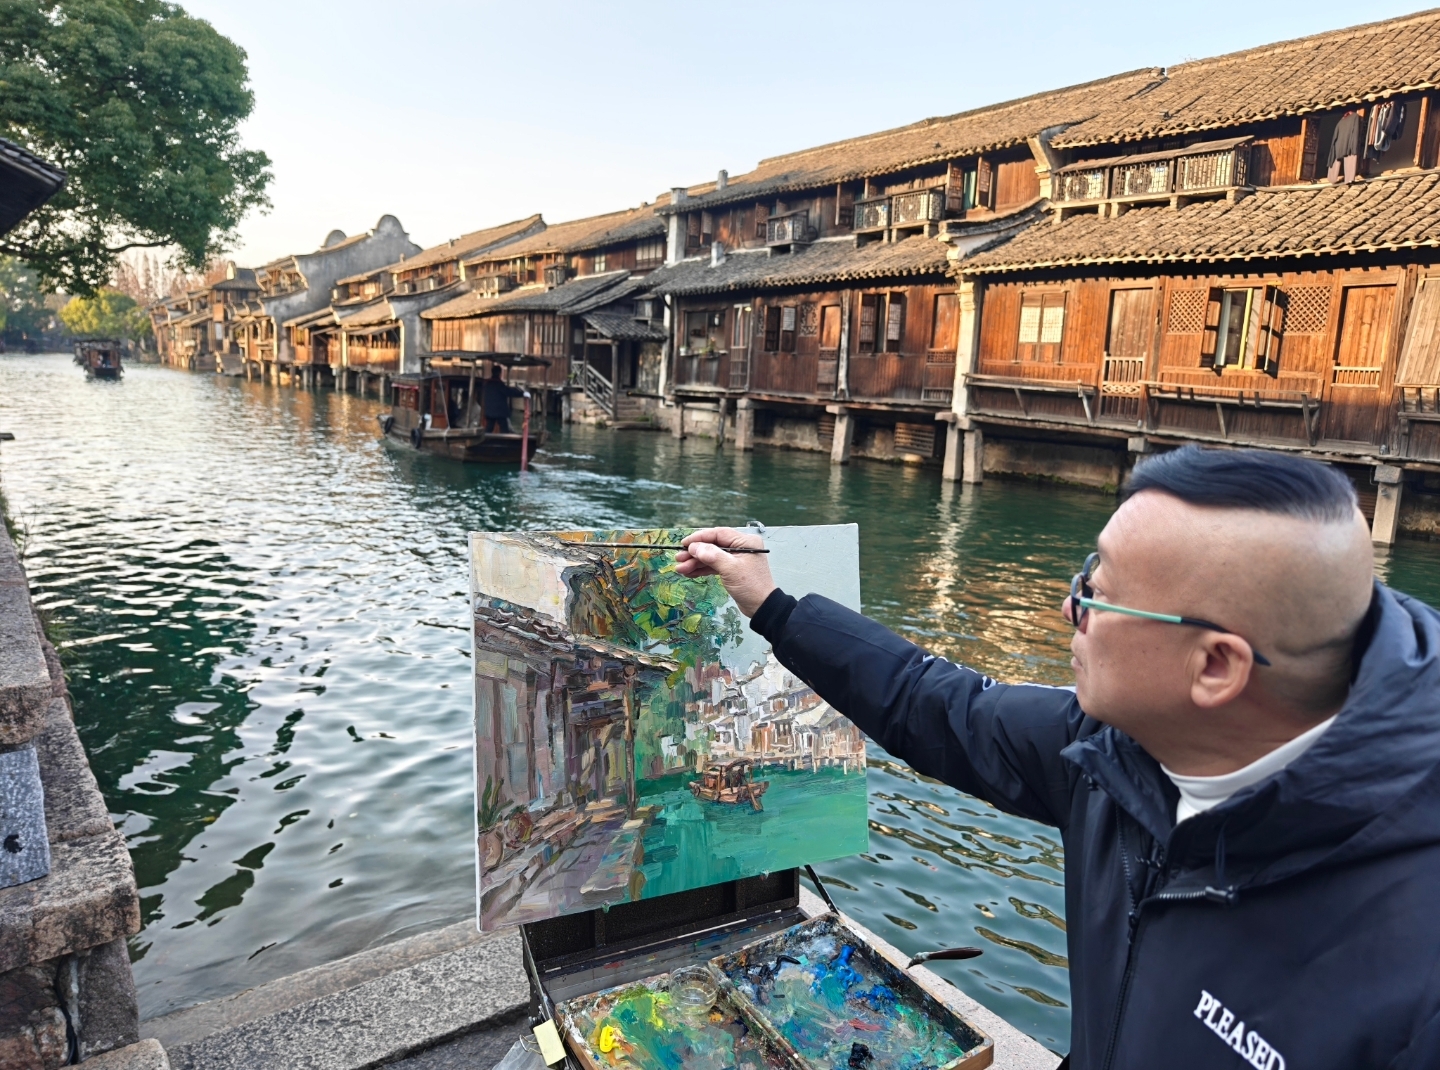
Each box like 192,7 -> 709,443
558,542 -> 770,554
907,947 -> 984,968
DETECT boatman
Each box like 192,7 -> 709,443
676,445 -> 1440,1070
482,364 -> 527,433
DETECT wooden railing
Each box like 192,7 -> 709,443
1332,365 -> 1383,388
582,361 -> 614,419
766,211 -> 811,246
891,188 -> 945,227
853,197 -> 890,232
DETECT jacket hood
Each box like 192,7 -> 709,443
1064,582 -> 1440,888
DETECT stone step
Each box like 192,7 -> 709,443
146,921 -> 528,1070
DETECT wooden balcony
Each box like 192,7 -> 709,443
766,211 -> 812,247
1053,136 -> 1253,218
891,188 -> 945,229
853,197 -> 890,233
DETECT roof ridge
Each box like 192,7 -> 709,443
744,67 -> 1164,173
1160,7 -> 1440,74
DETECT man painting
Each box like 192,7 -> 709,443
677,446 -> 1440,1070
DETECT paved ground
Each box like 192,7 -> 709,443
384,1011 -> 529,1070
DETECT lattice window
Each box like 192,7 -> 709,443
798,303 -> 819,337
1284,287 -> 1331,333
1167,290 -> 1208,333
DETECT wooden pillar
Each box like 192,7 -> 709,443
1372,464 -> 1404,545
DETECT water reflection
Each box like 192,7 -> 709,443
3,354 -> 1439,1052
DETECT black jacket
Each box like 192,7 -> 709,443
752,582 -> 1440,1070
482,379 -> 523,419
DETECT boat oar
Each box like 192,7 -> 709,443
907,947 -> 984,968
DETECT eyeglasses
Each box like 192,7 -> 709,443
1067,552 -> 1271,667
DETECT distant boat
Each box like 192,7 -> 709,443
377,352 -> 545,466
689,759 -> 770,811
74,339 -> 125,380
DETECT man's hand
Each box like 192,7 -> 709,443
675,527 -> 776,617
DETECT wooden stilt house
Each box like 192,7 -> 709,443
953,9 -> 1440,541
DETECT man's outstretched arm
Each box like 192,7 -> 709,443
678,528 -> 1085,830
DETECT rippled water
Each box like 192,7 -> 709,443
3,354 -> 1438,1052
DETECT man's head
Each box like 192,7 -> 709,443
490,364 -> 503,380
1066,446 -> 1375,774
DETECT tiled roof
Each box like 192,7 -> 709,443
464,204 -> 667,264
643,235 -> 951,297
963,171 -> 1440,273
582,312 -> 667,342
422,272 -> 642,320
657,71 -> 1162,216
336,300 -> 395,327
1054,9 -> 1440,148
362,215 -> 543,279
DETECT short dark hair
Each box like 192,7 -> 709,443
1122,445 -> 1357,523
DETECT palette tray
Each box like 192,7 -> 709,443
711,914 -> 993,1070
556,969 -> 804,1070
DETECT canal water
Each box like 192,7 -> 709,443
3,353 -> 1439,1052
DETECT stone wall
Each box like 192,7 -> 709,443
0,524 -> 144,1067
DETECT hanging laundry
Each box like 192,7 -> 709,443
1327,109 -> 1365,184
1368,100 -> 1406,155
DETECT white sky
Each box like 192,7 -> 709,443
184,1 -> 1426,266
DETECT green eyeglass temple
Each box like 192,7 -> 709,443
1069,554 -> 1272,667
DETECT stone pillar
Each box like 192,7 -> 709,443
715,399 -> 728,449
828,406 -> 852,465
671,402 -> 685,440
734,399 -> 755,452
962,427 -> 985,484
1372,464 -> 1404,545
941,419 -> 964,482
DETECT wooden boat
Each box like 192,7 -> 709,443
378,352 -> 546,466
74,339 -> 125,380
689,759 -> 770,810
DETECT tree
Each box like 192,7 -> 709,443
0,1 -> 272,294
0,256 -> 55,341
57,288 -> 150,340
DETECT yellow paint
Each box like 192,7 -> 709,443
598,1025 -> 618,1053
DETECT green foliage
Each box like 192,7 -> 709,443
0,256 -> 53,339
57,287 -> 149,339
476,775 -> 509,832
0,1 -> 272,294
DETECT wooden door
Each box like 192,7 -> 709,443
1321,284 -> 1397,444
817,304 -> 841,391
1100,288 -> 1153,421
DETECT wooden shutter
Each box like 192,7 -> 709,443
945,163 -> 965,213
780,306 -> 797,353
686,213 -> 702,251
835,185 -> 855,228
859,294 -> 878,351
1017,291 -> 1042,362
820,305 -> 842,350
1254,285 -> 1283,376
885,293 -> 905,352
1299,119 -> 1320,182
1039,293 -> 1066,363
977,159 -> 994,209
1199,287 -> 1223,369
930,293 -> 959,352
763,305 -> 781,351
754,204 -> 770,240
1397,277 -> 1440,386
701,211 -> 714,244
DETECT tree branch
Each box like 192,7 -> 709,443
103,239 -> 174,254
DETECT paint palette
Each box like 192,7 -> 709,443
557,970 -> 801,1070
713,915 -> 991,1070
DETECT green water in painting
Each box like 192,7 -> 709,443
636,768 -> 869,899
4,354 -> 1440,1051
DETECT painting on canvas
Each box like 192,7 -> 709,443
472,525 -> 866,931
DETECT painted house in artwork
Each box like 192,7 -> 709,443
950,10 -> 1440,543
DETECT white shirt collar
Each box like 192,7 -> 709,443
1161,715 -> 1337,824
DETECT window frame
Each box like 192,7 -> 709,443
1015,289 -> 1067,363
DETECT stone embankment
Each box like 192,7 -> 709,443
0,523 -> 158,1069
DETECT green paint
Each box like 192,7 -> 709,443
564,974 -> 793,1070
637,768 -> 868,900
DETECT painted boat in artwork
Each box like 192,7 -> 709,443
688,760 -> 770,810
